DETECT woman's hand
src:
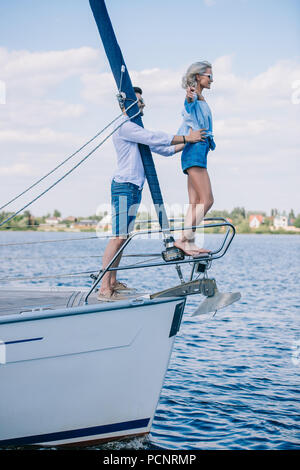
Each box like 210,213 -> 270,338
186,86 -> 196,103
186,127 -> 207,143
171,128 -> 206,145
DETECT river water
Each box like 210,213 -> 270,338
0,232 -> 299,449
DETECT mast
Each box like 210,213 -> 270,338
89,0 -> 170,232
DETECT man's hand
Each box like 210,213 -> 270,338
186,86 -> 196,103
186,127 -> 207,143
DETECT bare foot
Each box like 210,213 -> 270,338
196,248 -> 211,254
191,249 -> 211,259
174,240 -> 211,256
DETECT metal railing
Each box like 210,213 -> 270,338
84,217 -> 235,303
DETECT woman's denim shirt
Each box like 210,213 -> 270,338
177,94 -> 216,150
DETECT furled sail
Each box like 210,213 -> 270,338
89,0 -> 169,231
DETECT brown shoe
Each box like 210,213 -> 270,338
97,290 -> 114,302
97,290 -> 129,302
113,281 -> 136,292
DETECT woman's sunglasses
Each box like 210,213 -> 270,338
202,73 -> 213,81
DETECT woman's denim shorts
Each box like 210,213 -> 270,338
181,140 -> 210,174
111,179 -> 142,236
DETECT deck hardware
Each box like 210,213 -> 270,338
161,236 -> 185,262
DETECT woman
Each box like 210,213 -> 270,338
175,61 -> 216,256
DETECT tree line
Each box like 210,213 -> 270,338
1,207 -> 300,232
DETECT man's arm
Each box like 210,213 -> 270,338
150,142 -> 186,157
119,120 -> 173,147
150,144 -> 175,156
119,119 -> 205,147
174,143 -> 185,153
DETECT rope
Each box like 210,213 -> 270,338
0,99 -> 138,212
0,108 -> 140,228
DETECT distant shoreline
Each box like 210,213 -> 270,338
0,228 -> 299,235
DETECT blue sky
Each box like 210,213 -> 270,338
1,0 -> 299,74
0,0 -> 299,217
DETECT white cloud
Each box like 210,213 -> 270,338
0,46 -> 96,150
0,46 -> 101,84
0,100 -> 85,128
0,127 -> 82,145
215,118 -> 276,137
80,72 -> 115,103
80,67 -> 182,105
0,163 -> 31,176
212,55 -> 300,114
0,79 -> 6,104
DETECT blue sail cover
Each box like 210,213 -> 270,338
89,0 -> 169,230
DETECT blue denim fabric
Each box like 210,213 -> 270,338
111,179 -> 142,236
181,139 -> 210,174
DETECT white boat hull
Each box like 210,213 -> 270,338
0,294 -> 185,446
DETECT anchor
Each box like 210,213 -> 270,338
150,276 -> 241,316
192,285 -> 241,316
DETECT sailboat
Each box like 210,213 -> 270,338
0,0 -> 240,447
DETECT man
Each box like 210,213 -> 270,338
97,87 -> 205,301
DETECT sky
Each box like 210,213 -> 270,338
0,0 -> 299,218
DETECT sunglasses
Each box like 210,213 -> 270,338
202,73 -> 213,81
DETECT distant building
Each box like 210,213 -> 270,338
72,219 -> 99,229
288,217 -> 295,227
64,216 -> 77,223
45,217 -> 61,226
273,215 -> 288,230
249,214 -> 264,229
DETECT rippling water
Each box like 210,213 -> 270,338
0,232 -> 299,450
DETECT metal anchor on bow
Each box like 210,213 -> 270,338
150,260 -> 241,316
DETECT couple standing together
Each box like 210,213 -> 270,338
98,61 -> 216,301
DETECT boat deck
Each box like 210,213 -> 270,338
0,288 -> 141,317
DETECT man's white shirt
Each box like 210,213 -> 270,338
112,115 -> 175,189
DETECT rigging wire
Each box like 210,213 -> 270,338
0,108 -> 141,228
0,256 -> 162,281
0,217 -> 183,228
0,253 -> 161,260
0,270 -> 98,281
0,99 -> 138,212
0,220 -> 177,247
0,235 -> 99,247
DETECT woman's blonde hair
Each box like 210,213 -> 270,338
182,61 -> 212,89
